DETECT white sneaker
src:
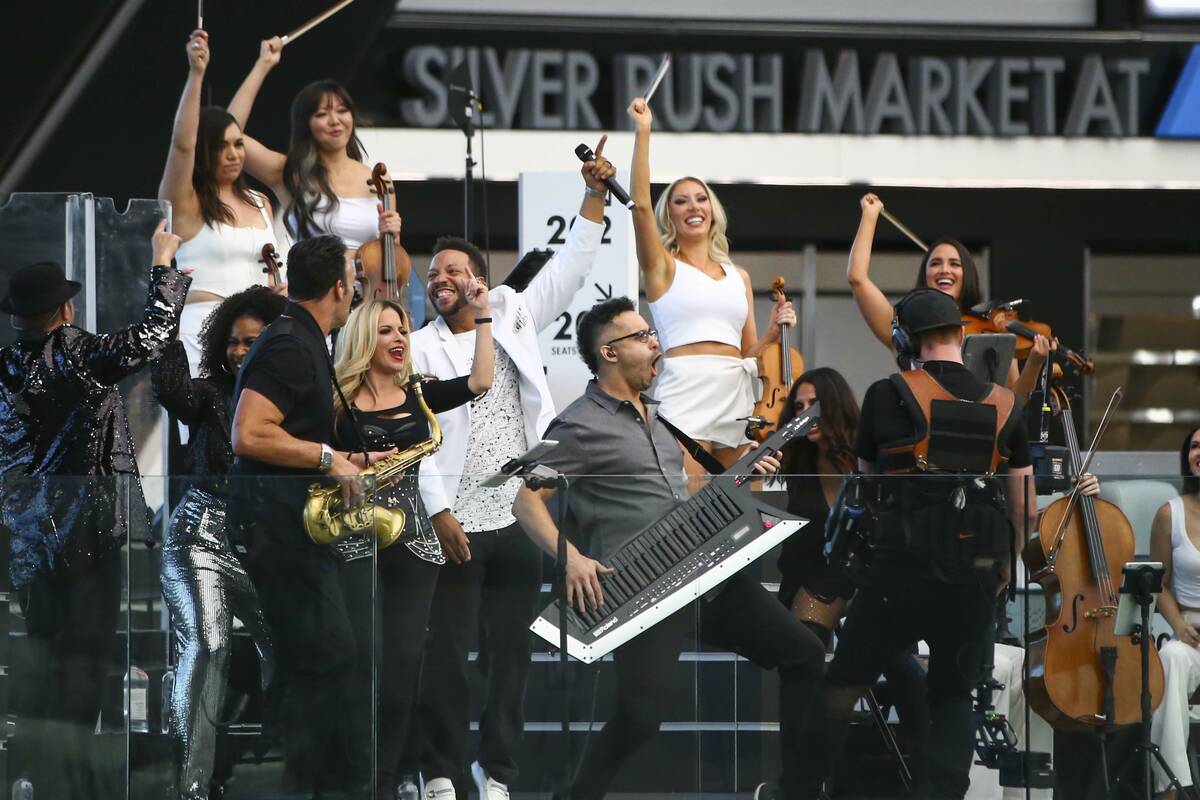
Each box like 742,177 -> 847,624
424,776 -> 456,800
470,761 -> 510,800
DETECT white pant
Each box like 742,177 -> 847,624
1152,633 -> 1200,790
966,644 -> 1054,800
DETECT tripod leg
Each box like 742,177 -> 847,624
864,688 -> 913,791
1148,744 -> 1199,800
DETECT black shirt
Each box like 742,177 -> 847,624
856,361 -> 1032,469
228,302 -> 335,552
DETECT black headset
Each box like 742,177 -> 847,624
891,288 -> 950,364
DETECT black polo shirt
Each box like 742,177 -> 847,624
856,361 -> 1032,469
228,302 -> 335,553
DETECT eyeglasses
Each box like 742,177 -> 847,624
604,328 -> 658,347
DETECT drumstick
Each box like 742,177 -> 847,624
197,0 -> 203,30
879,207 -> 928,252
281,0 -> 357,46
642,54 -> 672,103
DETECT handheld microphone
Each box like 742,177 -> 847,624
575,144 -> 635,210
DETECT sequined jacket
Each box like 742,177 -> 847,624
0,266 -> 190,587
151,340 -> 234,481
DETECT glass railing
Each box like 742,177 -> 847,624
1,469 -> 1191,798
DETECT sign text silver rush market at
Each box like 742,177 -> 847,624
399,46 -> 1151,137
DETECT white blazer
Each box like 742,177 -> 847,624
412,215 -> 604,516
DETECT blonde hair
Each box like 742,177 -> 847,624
653,176 -> 732,265
332,299 -> 411,415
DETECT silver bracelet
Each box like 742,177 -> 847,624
584,186 -> 607,199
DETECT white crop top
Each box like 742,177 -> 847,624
648,259 -> 747,351
176,192 -> 278,298
289,195 -> 378,250
1170,495 -> 1200,609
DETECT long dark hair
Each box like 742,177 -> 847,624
194,107 -> 257,227
914,237 -> 982,312
779,367 -> 860,476
1182,425 -> 1200,496
282,81 -> 367,241
198,286 -> 286,388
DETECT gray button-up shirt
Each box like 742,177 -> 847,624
537,380 -> 687,561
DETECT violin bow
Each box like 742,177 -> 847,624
1046,388 -> 1124,555
197,0 -> 203,29
879,207 -> 928,253
281,0 -> 357,46
641,55 -> 672,104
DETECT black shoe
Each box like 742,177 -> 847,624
754,783 -> 778,800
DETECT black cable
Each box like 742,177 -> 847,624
478,98 -> 491,280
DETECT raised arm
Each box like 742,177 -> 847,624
627,98 -> 674,301
159,30 -> 208,238
228,37 -> 287,194
74,222 -> 191,386
847,193 -> 895,348
461,275 -> 494,394
151,340 -> 209,424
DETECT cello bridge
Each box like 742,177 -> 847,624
1084,606 -> 1117,619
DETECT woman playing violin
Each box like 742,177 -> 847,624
227,38 -> 403,268
848,193 -> 1053,397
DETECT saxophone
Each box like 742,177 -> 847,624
303,369 -> 442,550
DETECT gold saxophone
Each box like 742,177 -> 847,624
303,369 -> 442,550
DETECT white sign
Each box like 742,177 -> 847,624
518,171 -> 638,412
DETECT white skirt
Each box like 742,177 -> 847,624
652,354 -> 759,448
180,300 -> 221,378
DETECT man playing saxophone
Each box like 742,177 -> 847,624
330,283 -> 493,800
227,234 -> 392,797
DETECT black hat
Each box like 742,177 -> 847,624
0,262 -> 81,316
895,288 -> 964,334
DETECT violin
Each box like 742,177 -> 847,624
1023,390 -> 1163,730
752,277 -> 804,440
259,243 -> 284,290
354,162 -> 412,307
962,299 -> 1094,374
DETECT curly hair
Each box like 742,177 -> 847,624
197,286 -> 287,384
778,367 -> 860,477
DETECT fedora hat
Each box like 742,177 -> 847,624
0,262 -> 81,316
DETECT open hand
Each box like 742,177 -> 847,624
566,551 -> 614,611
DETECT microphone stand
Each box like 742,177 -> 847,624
461,88 -> 476,240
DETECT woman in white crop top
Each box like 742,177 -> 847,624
626,96 -> 794,475
1150,425 -> 1200,795
160,31 -> 284,376
227,37 -> 407,273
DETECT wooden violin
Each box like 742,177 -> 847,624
752,277 -> 804,440
259,243 -> 284,290
354,162 -> 412,307
962,299 -> 1094,374
1024,389 -> 1163,730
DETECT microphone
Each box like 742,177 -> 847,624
575,144 -> 635,210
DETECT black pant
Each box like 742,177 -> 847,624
244,545 -> 360,795
12,549 -> 122,800
796,564 -> 996,800
571,570 -> 825,800
342,545 -> 442,800
419,522 -> 542,790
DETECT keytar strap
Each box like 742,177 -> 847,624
657,413 -> 727,476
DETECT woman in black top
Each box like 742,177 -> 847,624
151,285 -> 285,800
332,287 -> 492,800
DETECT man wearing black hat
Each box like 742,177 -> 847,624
0,220 -> 190,800
795,288 -> 1038,800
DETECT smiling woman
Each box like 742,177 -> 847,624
159,29 -> 283,376
626,96 -> 796,477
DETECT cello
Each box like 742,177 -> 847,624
752,277 -> 804,439
355,162 -> 412,306
1024,389 -> 1163,730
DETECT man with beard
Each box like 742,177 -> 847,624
512,297 -> 826,800
412,140 -> 614,800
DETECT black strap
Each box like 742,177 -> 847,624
657,413 -> 726,476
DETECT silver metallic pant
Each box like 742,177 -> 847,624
160,489 -> 275,800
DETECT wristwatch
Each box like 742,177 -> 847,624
318,443 -> 334,473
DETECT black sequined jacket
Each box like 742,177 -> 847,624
0,265 -> 190,587
151,340 -> 235,483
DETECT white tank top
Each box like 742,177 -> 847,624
1170,495 -> 1200,608
176,192 -> 277,298
290,195 -> 378,250
649,259 -> 747,351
